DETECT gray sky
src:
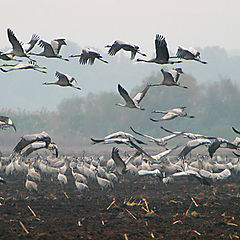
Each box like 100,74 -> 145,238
1,0 -> 240,54
1,0 -> 240,111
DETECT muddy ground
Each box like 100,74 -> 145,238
0,172 -> 239,240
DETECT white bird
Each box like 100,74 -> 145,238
0,61 -> 47,73
4,29 -> 33,61
21,142 -> 58,157
75,181 -> 89,192
138,169 -> 161,176
13,131 -> 51,154
150,68 -> 187,88
96,175 -> 114,190
178,138 -> 212,159
105,40 -> 146,60
150,146 -> 179,163
29,39 -> 68,61
57,172 -> 68,185
136,34 -> 182,64
0,51 -> 21,62
150,107 -> 195,122
111,147 -> 126,175
172,46 -> 207,64
27,165 -> 41,182
91,137 -> 133,146
160,126 -> 216,140
69,48 -> 108,64
25,178 -> 38,191
43,71 -> 81,90
116,83 -> 150,110
91,130 -> 145,145
0,116 -> 16,131
208,138 -> 240,158
130,126 -> 182,147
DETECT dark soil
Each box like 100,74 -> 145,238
0,173 -> 239,240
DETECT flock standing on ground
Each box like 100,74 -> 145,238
0,28 -> 240,192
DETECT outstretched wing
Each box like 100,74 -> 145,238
7,28 -> 25,55
108,41 -> 122,56
112,147 -> 126,175
38,40 -> 56,55
118,84 -> 135,107
55,71 -> 69,84
24,34 -> 40,53
133,84 -> 150,104
51,39 -> 66,54
208,140 -> 221,158
155,34 -> 169,61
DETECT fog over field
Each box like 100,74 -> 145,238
1,0 -> 240,148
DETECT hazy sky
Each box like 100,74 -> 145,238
1,0 -> 240,55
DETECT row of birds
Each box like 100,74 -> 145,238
0,126 -> 239,191
0,28 -> 206,91
0,28 -> 207,65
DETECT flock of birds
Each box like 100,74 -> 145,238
0,28 -> 240,193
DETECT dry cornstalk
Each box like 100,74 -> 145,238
27,205 -> 37,217
123,233 -> 129,240
191,197 -> 198,207
19,221 -> 29,234
63,192 -> 69,199
124,208 -> 137,220
173,220 -> 183,224
107,198 -> 116,210
226,222 -> 238,227
150,232 -> 155,238
185,202 -> 193,216
193,230 -> 201,235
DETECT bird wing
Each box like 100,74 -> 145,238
13,136 -> 34,153
178,145 -> 193,159
129,140 -> 155,161
232,137 -> 240,146
132,84 -> 150,104
130,126 -> 158,142
90,138 -> 105,144
232,127 -> 240,135
7,29 -> 25,55
38,40 -> 56,55
208,140 -> 221,158
160,112 -> 179,120
155,34 -> 169,61
161,134 -> 181,142
24,34 -> 40,53
79,49 -> 89,64
118,84 -> 135,107
161,69 -> 175,84
51,39 -> 66,54
189,47 -> 199,57
130,51 -> 137,60
21,142 -> 47,157
55,71 -> 69,84
160,126 -> 181,135
112,147 -> 126,174
108,41 -> 122,56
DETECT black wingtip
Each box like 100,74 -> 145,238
150,118 -> 158,122
232,127 -> 240,135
